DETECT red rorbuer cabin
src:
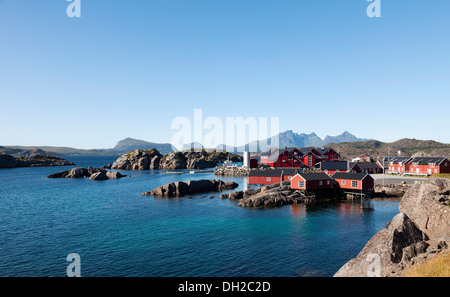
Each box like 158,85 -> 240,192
248,169 -> 284,185
290,173 -> 333,191
248,168 -> 303,185
332,172 -> 374,191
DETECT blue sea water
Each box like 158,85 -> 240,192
0,156 -> 400,277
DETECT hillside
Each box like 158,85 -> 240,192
329,138 -> 450,160
113,138 -> 173,155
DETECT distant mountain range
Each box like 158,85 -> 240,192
213,130 -> 371,152
2,131 -> 449,157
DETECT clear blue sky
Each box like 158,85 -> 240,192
1,0 -> 449,149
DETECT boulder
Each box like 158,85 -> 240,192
106,171 -> 126,179
334,213 -> 428,277
228,191 -> 244,201
89,171 -> 109,181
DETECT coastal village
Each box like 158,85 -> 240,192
224,146 -> 450,201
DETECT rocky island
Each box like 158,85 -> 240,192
110,149 -> 243,171
47,167 -> 126,180
142,179 -> 239,197
0,153 -> 75,168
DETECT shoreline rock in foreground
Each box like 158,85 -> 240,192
47,167 -> 126,180
142,179 -> 239,197
0,153 -> 74,168
334,178 -> 450,277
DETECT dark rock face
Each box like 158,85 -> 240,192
47,167 -> 126,180
111,149 -> 243,171
142,179 -> 239,197
0,154 -> 18,168
0,154 -> 74,168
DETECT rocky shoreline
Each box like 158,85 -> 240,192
334,178 -> 450,277
110,149 -> 243,171
0,153 -> 75,168
214,166 -> 250,177
220,181 -> 338,208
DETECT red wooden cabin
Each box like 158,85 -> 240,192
290,173 -> 333,191
332,172 -> 374,191
406,157 -> 450,175
388,157 -> 412,174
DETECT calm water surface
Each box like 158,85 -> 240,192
0,156 -> 400,277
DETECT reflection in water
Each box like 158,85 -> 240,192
290,204 -> 306,218
336,201 -> 363,215
290,200 -> 367,218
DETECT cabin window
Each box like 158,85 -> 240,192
414,162 -> 418,167
435,169 -> 438,173
327,180 -> 330,185
319,181 -> 323,186
430,163 -> 435,168
267,177 -> 271,182
341,180 -> 346,185
445,162 -> 448,167
298,181 -> 305,188
308,158 -> 312,167
352,181 -> 358,188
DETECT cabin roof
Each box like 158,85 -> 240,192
351,162 -> 382,169
410,157 -> 447,165
320,161 -> 348,170
332,172 -> 370,181
296,172 -> 333,181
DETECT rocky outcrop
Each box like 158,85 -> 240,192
0,153 -> 74,168
399,178 -> 450,241
142,179 -> 239,197
217,181 -> 337,208
374,183 -> 411,198
334,178 -> 450,277
215,166 -> 250,177
47,167 -> 126,180
111,149 -> 243,171
111,149 -> 162,170
334,213 -> 428,277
